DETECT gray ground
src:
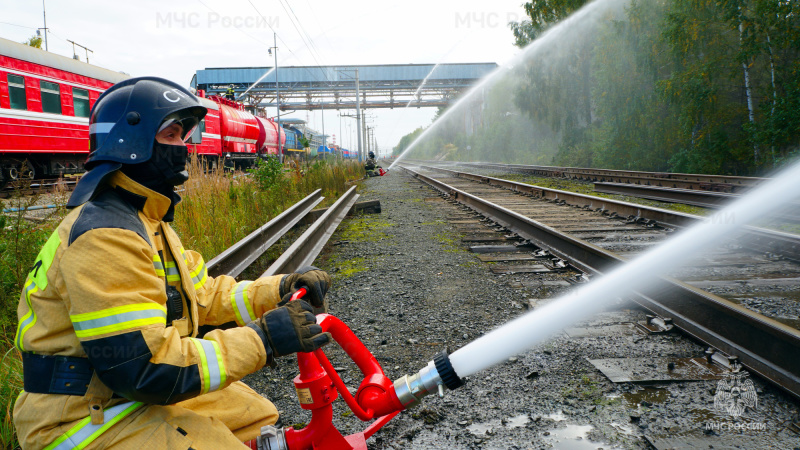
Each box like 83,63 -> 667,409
244,169 -> 800,449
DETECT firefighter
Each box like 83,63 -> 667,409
13,76 -> 332,449
364,151 -> 380,177
225,84 -> 236,100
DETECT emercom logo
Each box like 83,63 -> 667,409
713,372 -> 758,418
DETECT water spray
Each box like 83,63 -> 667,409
387,0 -> 625,171
251,288 -> 464,450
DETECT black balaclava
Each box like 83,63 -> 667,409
120,141 -> 189,221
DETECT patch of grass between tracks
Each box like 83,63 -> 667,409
334,215 -> 393,243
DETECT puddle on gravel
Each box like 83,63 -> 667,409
622,387 -> 669,407
505,414 -> 531,428
466,419 -> 502,436
543,424 -> 622,450
466,414 -> 531,436
546,410 -> 568,421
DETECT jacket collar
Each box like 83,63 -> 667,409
107,171 -> 174,221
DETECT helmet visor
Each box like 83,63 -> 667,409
158,111 -> 202,142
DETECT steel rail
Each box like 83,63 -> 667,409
400,165 -> 800,400
439,161 -> 765,192
207,190 -> 325,278
594,182 -> 800,224
405,163 -> 800,262
261,185 -> 360,277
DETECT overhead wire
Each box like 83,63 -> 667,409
281,0 -> 327,66
0,21 -> 37,30
244,0 -> 336,127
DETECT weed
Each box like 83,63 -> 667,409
335,216 -> 392,243
330,257 -> 368,279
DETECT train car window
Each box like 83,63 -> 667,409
40,80 -> 62,114
72,87 -> 90,117
8,74 -> 27,110
199,118 -> 206,133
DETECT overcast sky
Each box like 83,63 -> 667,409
2,0 -> 526,154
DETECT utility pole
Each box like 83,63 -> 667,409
41,0 -> 49,51
269,33 -> 281,160
355,69 -> 363,162
321,100 -> 326,151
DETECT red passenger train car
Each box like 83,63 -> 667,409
0,37 -> 285,182
0,36 -> 128,182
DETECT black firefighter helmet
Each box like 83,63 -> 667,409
368,151 -> 375,159
67,76 -> 207,208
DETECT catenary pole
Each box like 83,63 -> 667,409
355,69 -> 363,162
273,32 -> 282,162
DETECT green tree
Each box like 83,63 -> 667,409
393,127 -> 425,156
23,35 -> 42,48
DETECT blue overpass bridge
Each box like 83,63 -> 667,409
190,63 -> 497,110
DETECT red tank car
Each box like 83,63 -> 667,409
255,116 -> 285,156
0,37 -> 128,182
186,96 -> 223,167
209,96 -> 260,168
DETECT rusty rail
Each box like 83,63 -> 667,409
261,186 -> 360,277
206,190 -> 324,278
400,164 -> 800,400
406,164 -> 800,262
406,160 -> 765,193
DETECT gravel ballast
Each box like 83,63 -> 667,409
243,169 -> 800,449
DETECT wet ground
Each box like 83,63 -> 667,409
244,169 -> 800,449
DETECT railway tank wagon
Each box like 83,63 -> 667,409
254,116 -> 284,157
215,97 -> 260,168
187,95 -> 223,166
185,93 -> 285,167
0,37 -> 128,182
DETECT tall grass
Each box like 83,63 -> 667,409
0,186 -> 69,450
0,157 -> 362,448
175,157 -> 363,258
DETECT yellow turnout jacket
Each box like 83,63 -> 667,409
14,171 -> 283,448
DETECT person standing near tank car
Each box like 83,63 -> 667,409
13,76 -> 333,449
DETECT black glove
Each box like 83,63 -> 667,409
247,300 -> 331,363
279,266 -> 331,309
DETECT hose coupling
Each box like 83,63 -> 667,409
392,351 -> 465,409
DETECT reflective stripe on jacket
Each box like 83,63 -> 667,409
14,171 -> 284,449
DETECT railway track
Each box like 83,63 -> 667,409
0,177 -> 78,198
592,181 -> 800,224
412,160 -> 765,193
398,162 -> 800,402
